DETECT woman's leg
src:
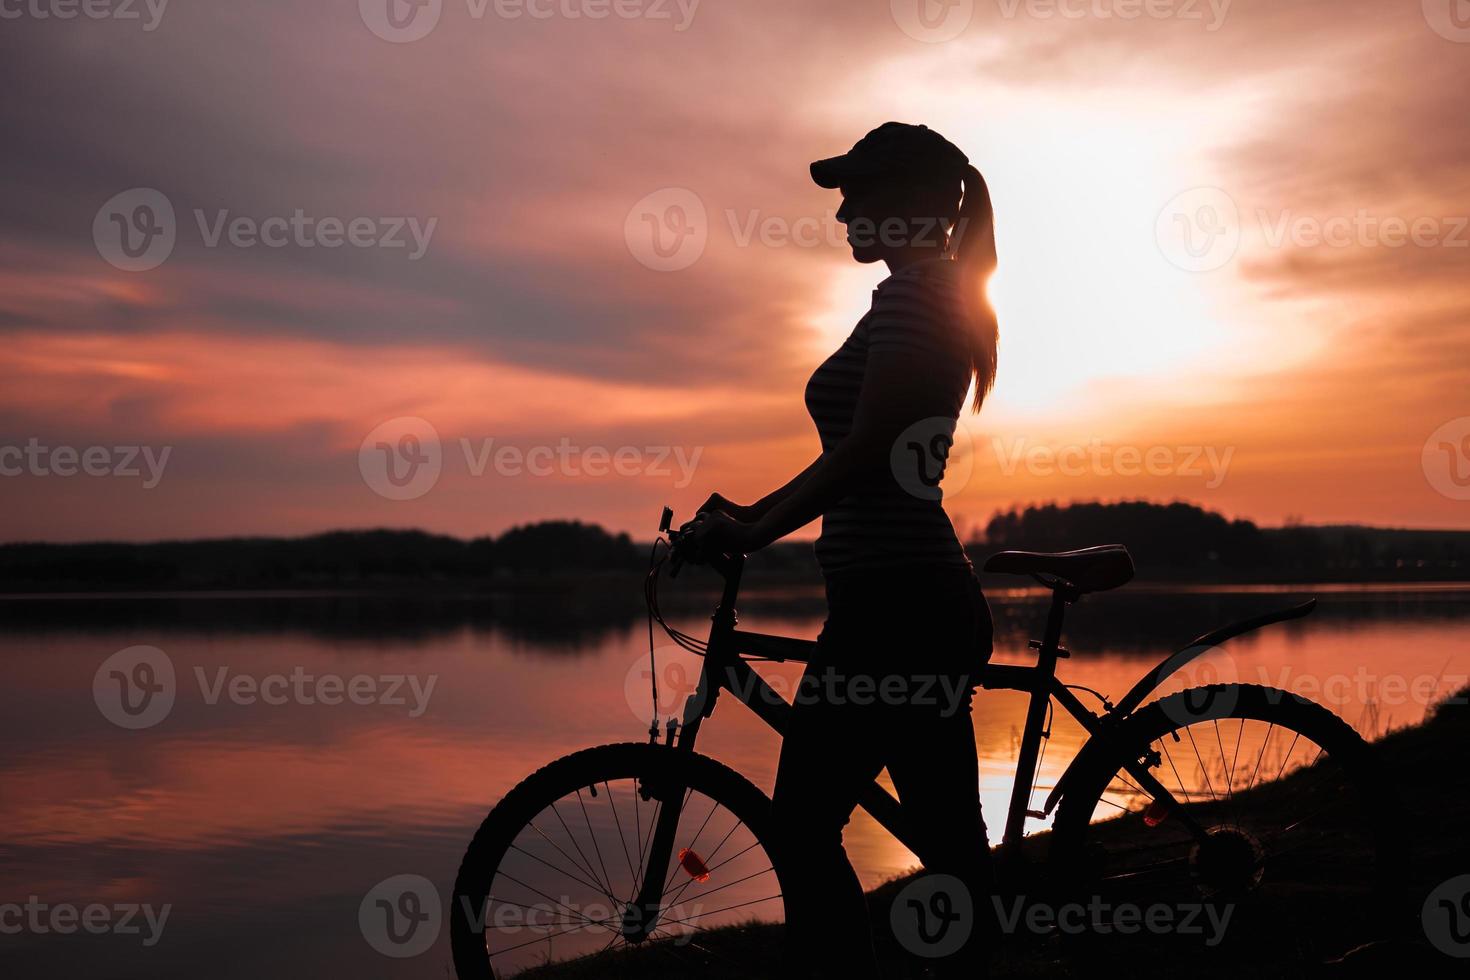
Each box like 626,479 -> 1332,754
771,662 -> 887,979
885,678 -> 995,975
772,565 -> 994,977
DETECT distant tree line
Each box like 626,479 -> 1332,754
0,521 -> 638,592
2,502 -> 1467,592
980,501 -> 1470,582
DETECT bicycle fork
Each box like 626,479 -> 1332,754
623,714 -> 706,942
623,580 -> 737,942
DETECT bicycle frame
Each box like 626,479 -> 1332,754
629,547 -> 1317,937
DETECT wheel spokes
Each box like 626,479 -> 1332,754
484,775 -> 782,975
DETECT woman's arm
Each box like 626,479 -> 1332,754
752,455 -> 822,518
698,456 -> 822,523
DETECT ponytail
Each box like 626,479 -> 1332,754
950,164 -> 999,413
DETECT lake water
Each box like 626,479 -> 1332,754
2,583 -> 1467,978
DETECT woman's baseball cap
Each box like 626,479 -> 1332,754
810,122 -> 969,189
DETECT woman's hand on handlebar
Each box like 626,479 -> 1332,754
678,510 -> 760,563
696,492 -> 758,523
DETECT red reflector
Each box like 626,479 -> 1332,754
1143,800 -> 1171,827
678,848 -> 711,882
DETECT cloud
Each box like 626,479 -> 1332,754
1,0 -> 1467,537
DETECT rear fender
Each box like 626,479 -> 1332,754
1041,598 -> 1317,815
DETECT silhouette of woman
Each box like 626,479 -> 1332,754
686,122 -> 1000,978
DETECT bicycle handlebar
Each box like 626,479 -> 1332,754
659,506 -> 743,581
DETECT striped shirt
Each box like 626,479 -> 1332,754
805,258 -> 973,575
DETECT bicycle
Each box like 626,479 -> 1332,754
451,507 -> 1400,978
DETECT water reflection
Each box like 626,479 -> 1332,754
1,585 -> 1467,977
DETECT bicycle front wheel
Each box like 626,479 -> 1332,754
1050,684 -> 1404,965
451,742 -> 788,979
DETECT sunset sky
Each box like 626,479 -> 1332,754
3,0 -> 1469,542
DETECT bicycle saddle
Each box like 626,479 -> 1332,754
983,545 -> 1135,594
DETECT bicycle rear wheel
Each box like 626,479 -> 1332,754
1049,684 -> 1404,966
451,742 -> 788,979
